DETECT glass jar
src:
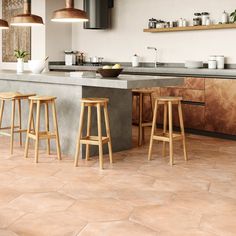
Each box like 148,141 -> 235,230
202,12 -> 210,25
194,13 -> 202,25
193,18 -> 201,26
148,18 -> 157,29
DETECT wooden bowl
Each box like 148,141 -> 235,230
98,68 -> 123,78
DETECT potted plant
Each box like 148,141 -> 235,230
230,9 -> 236,23
14,49 -> 29,74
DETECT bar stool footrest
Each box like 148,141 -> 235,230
153,132 -> 183,142
80,136 -> 109,145
28,131 -> 56,140
0,126 -> 20,130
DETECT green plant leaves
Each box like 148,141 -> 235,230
14,49 -> 29,59
230,9 -> 236,22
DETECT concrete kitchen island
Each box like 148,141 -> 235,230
0,70 -> 184,157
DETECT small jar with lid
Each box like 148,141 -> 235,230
193,18 -> 201,26
148,18 -> 157,29
194,13 -> 202,25
201,12 -> 210,25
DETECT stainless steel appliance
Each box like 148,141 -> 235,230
83,0 -> 113,29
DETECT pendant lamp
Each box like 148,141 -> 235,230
11,0 -> 44,26
51,0 -> 88,22
0,19 -> 9,29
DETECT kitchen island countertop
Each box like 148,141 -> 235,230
0,70 -> 183,89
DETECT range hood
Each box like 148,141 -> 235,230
83,0 -> 113,29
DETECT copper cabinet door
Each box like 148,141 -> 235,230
205,78 -> 236,135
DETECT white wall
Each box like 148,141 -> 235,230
72,0 -> 236,64
45,0 -> 72,61
0,0 -> 46,69
0,0 -> 71,69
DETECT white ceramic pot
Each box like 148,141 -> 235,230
208,60 -> 217,69
17,58 -> 24,74
216,56 -> 225,69
28,60 -> 46,74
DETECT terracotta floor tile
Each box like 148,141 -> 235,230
6,176 -> 65,193
200,211 -> 236,236
172,191 -> 236,215
153,178 -> 210,192
159,229 -> 217,236
130,204 -> 202,232
58,180 -> 118,199
209,181 -> 236,200
9,164 -> 61,178
0,187 -> 23,207
7,192 -> 75,213
69,198 -> 133,222
0,130 -> 236,235
78,221 -> 157,236
0,207 -> 25,228
116,188 -> 173,207
100,173 -> 156,189
9,212 -> 87,236
0,229 -> 19,236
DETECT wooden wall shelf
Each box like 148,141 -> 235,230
143,23 -> 236,33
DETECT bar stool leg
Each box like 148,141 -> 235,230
74,103 -> 85,167
35,101 -> 41,163
162,102 -> 168,157
104,103 -> 113,164
138,93 -> 143,146
18,99 -> 22,146
97,103 -> 104,169
0,100 -> 5,128
52,101 -> 61,160
24,100 -> 34,158
178,101 -> 188,161
148,99 -> 158,161
44,103 -> 50,155
142,95 -> 145,143
168,101 -> 174,166
10,100 -> 16,155
85,105 -> 92,161
28,100 -> 35,132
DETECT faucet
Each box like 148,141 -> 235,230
147,46 -> 158,67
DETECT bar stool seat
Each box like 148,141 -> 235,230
0,92 -> 36,154
132,89 -> 154,146
81,98 -> 109,104
29,96 -> 57,101
24,95 -> 61,163
157,96 -> 182,102
74,98 -> 113,169
148,96 -> 188,165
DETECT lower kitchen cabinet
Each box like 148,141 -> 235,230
132,77 -> 236,137
205,78 -> 236,135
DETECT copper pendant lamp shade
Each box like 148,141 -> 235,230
51,0 -> 88,22
0,19 -> 9,29
11,0 -> 44,26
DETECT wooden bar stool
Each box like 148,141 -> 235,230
132,89 -> 154,146
0,92 -> 35,154
24,96 -> 61,163
148,96 -> 188,165
74,98 -> 113,169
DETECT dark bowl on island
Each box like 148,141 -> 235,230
98,68 -> 123,78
